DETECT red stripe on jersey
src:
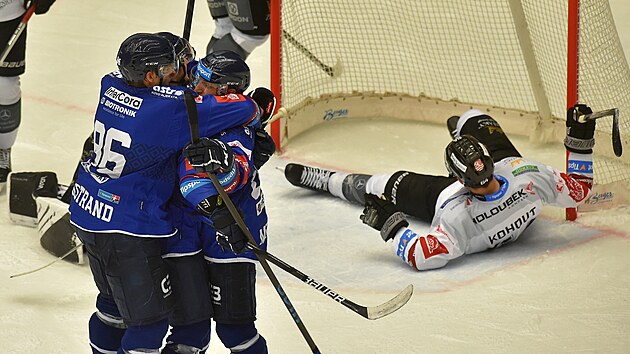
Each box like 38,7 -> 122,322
214,93 -> 246,102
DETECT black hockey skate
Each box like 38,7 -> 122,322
284,163 -> 334,192
447,116 -> 460,139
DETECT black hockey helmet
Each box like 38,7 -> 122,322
194,50 -> 250,94
444,135 -> 494,188
155,32 -> 196,63
116,33 -> 179,82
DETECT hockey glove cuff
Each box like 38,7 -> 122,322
213,208 -> 247,254
565,104 -> 596,153
253,128 -> 276,169
361,194 -> 409,241
247,87 -> 276,127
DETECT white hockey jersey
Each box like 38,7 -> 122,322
390,155 -> 592,270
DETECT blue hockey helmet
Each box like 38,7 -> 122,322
444,135 -> 494,188
194,50 -> 250,94
116,33 -> 179,82
155,32 -> 196,64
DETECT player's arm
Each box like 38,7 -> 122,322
360,194 -> 463,270
195,93 -> 261,136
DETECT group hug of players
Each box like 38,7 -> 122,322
3,1 -> 599,353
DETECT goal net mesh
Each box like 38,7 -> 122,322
276,0 -> 630,200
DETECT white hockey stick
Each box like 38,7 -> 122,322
10,241 -> 83,278
574,107 -> 623,157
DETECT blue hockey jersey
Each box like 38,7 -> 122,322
69,72 -> 259,237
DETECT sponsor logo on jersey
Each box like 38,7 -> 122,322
101,98 -> 138,118
419,235 -> 449,259
97,189 -> 121,204
151,86 -> 184,98
488,207 -> 536,246
71,182 -> 114,223
104,86 -> 143,109
512,164 -> 539,176
215,93 -> 245,102
396,229 -> 417,260
510,158 -> 524,166
561,173 -> 587,202
180,180 -> 202,196
483,175 -> 509,202
323,108 -> 349,121
567,160 -> 593,174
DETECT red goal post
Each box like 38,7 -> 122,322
270,0 -> 630,216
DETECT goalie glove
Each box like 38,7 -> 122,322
360,194 -> 409,242
565,104 -> 596,154
183,137 -> 234,174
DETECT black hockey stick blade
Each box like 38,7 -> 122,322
576,107 -> 623,157
248,243 -> 414,320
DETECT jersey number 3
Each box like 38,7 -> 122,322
92,120 -> 131,178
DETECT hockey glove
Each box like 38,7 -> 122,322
184,137 -> 234,174
253,128 -> 276,169
28,0 -> 56,14
565,104 -> 596,154
247,87 -> 276,127
213,207 -> 247,254
360,194 -> 409,242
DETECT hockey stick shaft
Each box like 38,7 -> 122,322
247,243 -> 413,320
183,91 -> 321,353
183,0 -> 195,41
0,4 -> 36,63
282,29 -> 335,77
575,107 -> 623,157
10,241 -> 83,278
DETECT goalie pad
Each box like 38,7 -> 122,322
36,197 -> 84,264
8,171 -> 59,227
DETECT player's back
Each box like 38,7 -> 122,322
69,73 -> 191,237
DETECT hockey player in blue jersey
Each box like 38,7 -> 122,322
162,51 -> 274,353
68,33 -> 261,354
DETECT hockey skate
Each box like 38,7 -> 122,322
447,116 -> 460,139
284,163 -> 334,192
0,148 -> 10,193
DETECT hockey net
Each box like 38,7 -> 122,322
270,0 -> 630,211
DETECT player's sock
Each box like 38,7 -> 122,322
328,172 -> 371,205
216,323 -> 267,354
0,148 -> 11,192
447,115 -> 460,139
284,163 -> 334,192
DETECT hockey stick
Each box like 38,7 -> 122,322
0,4 -> 36,63
10,241 -> 83,279
183,0 -> 195,41
574,107 -> 623,157
282,29 -> 341,78
249,245 -> 413,320
183,91 -> 321,354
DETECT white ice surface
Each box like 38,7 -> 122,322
1,1 -> 630,353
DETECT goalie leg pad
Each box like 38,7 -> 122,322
8,171 -> 58,227
37,196 -> 84,264
209,262 -> 257,324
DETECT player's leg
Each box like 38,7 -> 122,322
77,230 -> 174,353
207,0 -> 270,58
284,163 -> 373,204
448,109 -> 522,161
209,262 -> 268,354
162,210 -> 213,354
206,0 -> 234,54
0,16 -> 27,190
